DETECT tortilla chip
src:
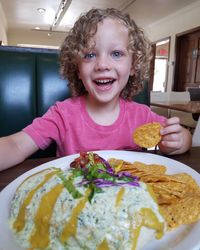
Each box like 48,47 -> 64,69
111,157 -> 200,230
133,122 -> 162,148
160,195 -> 200,229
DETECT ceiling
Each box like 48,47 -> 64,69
1,0 -> 199,34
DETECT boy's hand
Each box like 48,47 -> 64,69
158,117 -> 192,155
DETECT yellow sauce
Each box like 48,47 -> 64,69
131,208 -> 164,250
140,208 -> 164,239
29,183 -> 64,249
147,184 -> 157,202
13,170 -> 59,232
115,187 -> 125,207
60,189 -> 90,243
97,239 -> 110,250
147,184 -> 165,223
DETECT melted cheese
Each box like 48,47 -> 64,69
60,189 -> 90,243
30,184 -> 64,248
13,170 -> 59,232
10,168 -> 165,250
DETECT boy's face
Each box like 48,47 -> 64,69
78,17 -> 134,105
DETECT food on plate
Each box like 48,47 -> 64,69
109,158 -> 200,230
133,122 -> 162,148
9,152 -> 165,250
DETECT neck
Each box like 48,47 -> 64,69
84,95 -> 120,126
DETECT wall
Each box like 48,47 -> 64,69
145,0 -> 200,92
7,29 -> 66,49
0,3 -> 8,45
3,1 -> 200,73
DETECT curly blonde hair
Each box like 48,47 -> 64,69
60,8 -> 151,100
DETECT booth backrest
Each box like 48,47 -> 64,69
36,54 -> 71,116
0,46 -> 149,157
0,51 -> 36,136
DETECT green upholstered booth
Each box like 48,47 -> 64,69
133,79 -> 150,106
0,51 -> 36,136
0,46 -> 149,157
36,54 -> 71,116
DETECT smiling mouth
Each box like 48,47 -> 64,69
94,79 -> 115,86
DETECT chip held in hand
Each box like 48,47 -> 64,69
133,122 -> 162,148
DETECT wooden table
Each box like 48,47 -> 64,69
150,101 -> 200,114
0,148 -> 200,191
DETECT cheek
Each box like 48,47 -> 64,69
119,57 -> 134,76
128,59 -> 134,76
121,63 -> 134,78
78,63 -> 91,79
78,65 -> 86,80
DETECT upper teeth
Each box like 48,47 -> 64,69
95,79 -> 112,84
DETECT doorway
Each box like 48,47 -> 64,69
150,38 -> 170,92
174,27 -> 200,91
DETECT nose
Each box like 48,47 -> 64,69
94,54 -> 111,71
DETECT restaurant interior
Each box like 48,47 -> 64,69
0,0 -> 200,149
0,3 -> 200,248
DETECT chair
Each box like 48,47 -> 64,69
150,91 -> 169,117
169,91 -> 197,130
188,88 -> 200,121
169,91 -> 190,102
192,117 -> 200,146
134,79 -> 150,106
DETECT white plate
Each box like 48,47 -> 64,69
0,150 -> 200,250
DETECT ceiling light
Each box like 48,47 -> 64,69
37,8 -> 46,13
51,0 -> 72,27
34,27 -> 40,30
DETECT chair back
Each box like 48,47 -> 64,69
168,91 -> 197,128
133,79 -> 150,106
187,88 -> 200,121
150,91 -> 169,117
192,119 -> 200,146
169,91 -> 190,102
188,88 -> 200,101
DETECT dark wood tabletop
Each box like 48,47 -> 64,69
150,101 -> 200,113
0,147 -> 200,192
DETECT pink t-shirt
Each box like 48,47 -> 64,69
23,96 -> 166,156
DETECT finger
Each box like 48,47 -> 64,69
160,123 -> 182,136
161,132 -> 180,142
160,139 -> 182,149
164,116 -> 180,126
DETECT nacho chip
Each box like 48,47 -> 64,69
170,173 -> 200,190
109,159 -> 166,175
160,195 -> 200,229
133,122 -> 162,148
129,161 -> 166,175
111,157 -> 200,230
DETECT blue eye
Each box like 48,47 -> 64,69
112,51 -> 123,58
84,52 -> 96,59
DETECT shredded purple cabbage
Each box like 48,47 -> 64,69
72,152 -> 140,189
